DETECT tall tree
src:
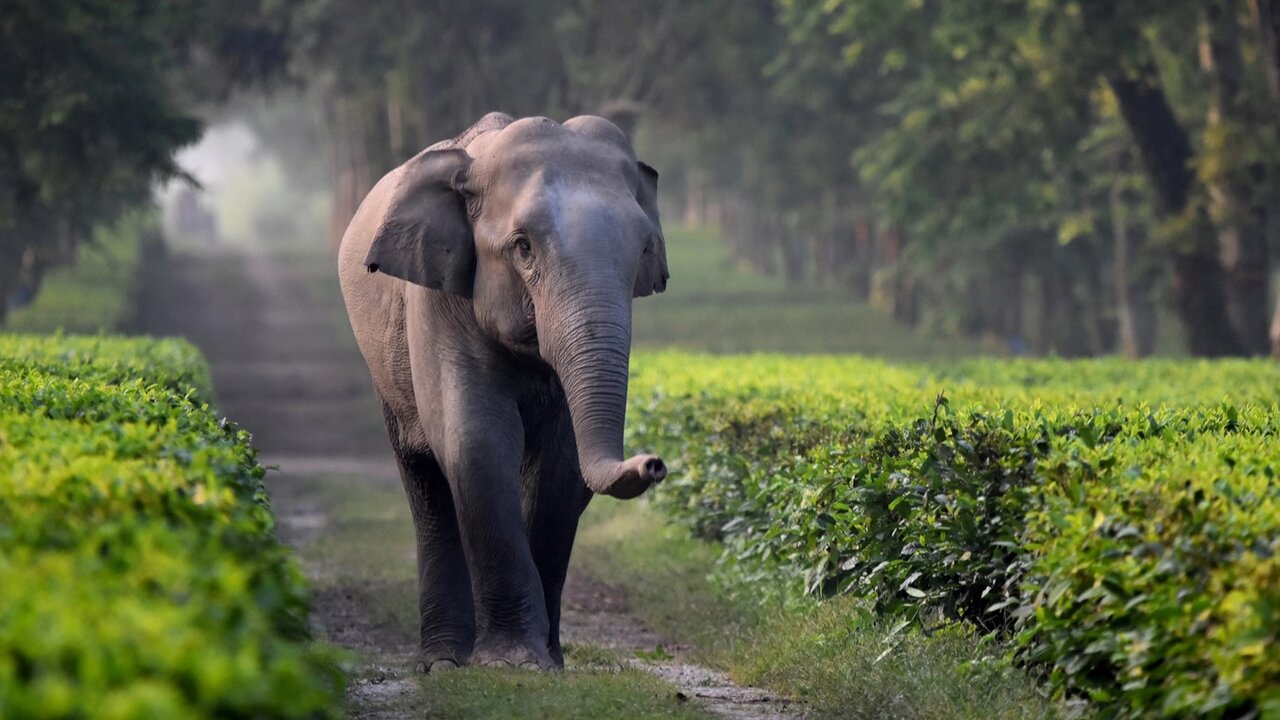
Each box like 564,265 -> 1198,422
1202,0 -> 1271,354
267,0 -> 1278,357
0,0 -> 289,321
774,0 -> 1279,356
1247,0 -> 1280,356
1076,0 -> 1243,356
1253,0 -> 1280,116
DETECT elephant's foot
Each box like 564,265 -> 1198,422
415,657 -> 460,674
476,658 -> 542,670
414,642 -> 467,674
470,636 -> 558,670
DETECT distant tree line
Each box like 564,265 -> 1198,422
769,0 -> 1280,358
6,0 -> 1279,357
0,0 -> 289,323
280,0 -> 1280,357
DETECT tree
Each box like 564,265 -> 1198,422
1254,0 -> 1280,117
285,0 -> 727,246
776,0 -> 1278,356
0,0 -> 289,322
1201,0 -> 1271,355
258,0 -> 1277,357
1247,0 -> 1280,357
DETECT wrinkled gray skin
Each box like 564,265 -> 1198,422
338,113 -> 669,671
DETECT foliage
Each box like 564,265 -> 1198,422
774,0 -> 1280,356
273,0 -> 1279,356
0,334 -> 343,719
0,0 -> 290,321
627,352 -> 1280,717
4,210 -> 158,334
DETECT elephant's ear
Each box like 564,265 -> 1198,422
364,148 -> 475,297
633,161 -> 669,298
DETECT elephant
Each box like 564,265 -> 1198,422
337,112 -> 669,671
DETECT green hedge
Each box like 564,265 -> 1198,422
0,334 -> 342,719
628,353 -> 1280,719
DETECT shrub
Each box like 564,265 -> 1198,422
628,353 -> 1280,718
0,334 -> 342,719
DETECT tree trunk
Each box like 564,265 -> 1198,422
1112,179 -> 1159,358
851,218 -> 873,299
1271,296 -> 1280,357
0,237 -> 15,325
780,215 -> 806,284
1078,238 -> 1116,355
1245,0 -> 1280,360
1104,73 -> 1242,356
1204,0 -> 1272,355
1249,0 -> 1280,119
683,169 -> 705,226
0,279 -> 10,326
327,101 -> 372,252
1245,0 -> 1280,359
1035,271 -> 1057,355
1043,266 -> 1092,358
1080,0 -> 1243,356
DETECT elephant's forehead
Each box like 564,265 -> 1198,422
475,121 -> 634,185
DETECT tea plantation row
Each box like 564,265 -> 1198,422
0,335 -> 342,718
629,353 -> 1280,719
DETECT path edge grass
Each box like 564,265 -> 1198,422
573,500 -> 1064,720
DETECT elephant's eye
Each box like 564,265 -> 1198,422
512,235 -> 534,265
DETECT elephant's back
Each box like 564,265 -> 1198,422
337,112 -> 516,453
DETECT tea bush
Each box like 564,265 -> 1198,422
628,353 -> 1280,718
0,334 -> 342,719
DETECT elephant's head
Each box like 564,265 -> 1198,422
364,113 -> 669,499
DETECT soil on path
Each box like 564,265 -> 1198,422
139,243 -> 800,719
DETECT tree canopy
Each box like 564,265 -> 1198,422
6,0 -> 1278,356
276,0 -> 1277,356
0,0 -> 289,321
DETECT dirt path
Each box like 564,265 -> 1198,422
140,242 -> 801,719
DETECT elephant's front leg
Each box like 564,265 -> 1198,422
433,399 -> 554,669
391,448 -> 475,672
520,395 -> 592,667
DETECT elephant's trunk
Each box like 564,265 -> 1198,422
539,288 -> 665,499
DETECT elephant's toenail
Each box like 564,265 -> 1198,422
430,659 -> 459,672
415,661 -> 427,674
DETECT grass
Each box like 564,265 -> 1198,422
274,470 -> 714,720
418,661 -> 705,720
573,500 -> 1064,720
572,500 -> 756,662
632,225 -> 995,358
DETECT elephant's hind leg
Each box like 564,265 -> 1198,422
384,403 -> 476,670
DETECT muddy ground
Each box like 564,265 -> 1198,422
139,243 -> 799,719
